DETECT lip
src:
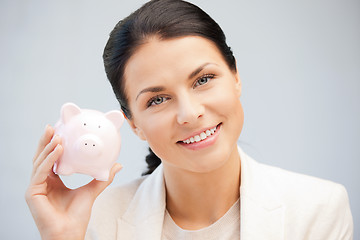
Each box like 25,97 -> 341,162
177,123 -> 222,151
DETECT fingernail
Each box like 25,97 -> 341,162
115,164 -> 123,173
51,135 -> 58,143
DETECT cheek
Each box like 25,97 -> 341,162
139,112 -> 174,151
208,82 -> 244,136
208,83 -> 242,116
143,119 -> 166,139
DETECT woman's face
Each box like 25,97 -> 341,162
124,36 -> 244,173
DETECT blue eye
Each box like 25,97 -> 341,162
148,96 -> 168,107
194,74 -> 214,87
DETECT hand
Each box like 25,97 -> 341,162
25,125 -> 122,240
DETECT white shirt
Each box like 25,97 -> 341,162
162,198 -> 240,240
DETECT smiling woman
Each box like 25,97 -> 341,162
25,0 -> 353,239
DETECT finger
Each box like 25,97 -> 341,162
32,144 -> 63,185
33,125 -> 54,163
82,163 -> 122,199
32,135 -> 61,173
47,170 -> 68,189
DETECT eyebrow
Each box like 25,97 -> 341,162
136,86 -> 165,101
135,62 -> 216,101
188,62 -> 213,79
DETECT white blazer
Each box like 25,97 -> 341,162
86,148 -> 353,240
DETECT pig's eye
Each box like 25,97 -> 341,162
98,125 -> 101,128
83,123 -> 87,126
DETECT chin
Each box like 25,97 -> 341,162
187,154 -> 230,173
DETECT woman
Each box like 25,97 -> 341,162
26,0 -> 353,239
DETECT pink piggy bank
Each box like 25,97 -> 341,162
53,102 -> 124,181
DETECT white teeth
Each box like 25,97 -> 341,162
182,125 -> 218,144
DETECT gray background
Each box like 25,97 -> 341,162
0,0 -> 359,239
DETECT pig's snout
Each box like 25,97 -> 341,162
76,134 -> 103,156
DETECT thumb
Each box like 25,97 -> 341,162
83,163 -> 123,198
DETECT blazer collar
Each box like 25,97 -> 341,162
117,165 -> 166,240
117,147 -> 285,240
239,147 -> 285,239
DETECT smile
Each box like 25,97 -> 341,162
181,124 -> 219,144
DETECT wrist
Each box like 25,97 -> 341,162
41,231 -> 85,240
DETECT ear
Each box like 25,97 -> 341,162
105,110 -> 124,130
234,71 -> 242,97
233,62 -> 242,97
61,102 -> 81,123
127,118 -> 147,141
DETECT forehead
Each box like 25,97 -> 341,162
123,36 -> 226,96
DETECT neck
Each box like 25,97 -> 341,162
163,146 -> 241,230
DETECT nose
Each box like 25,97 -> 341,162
176,94 -> 204,125
76,134 -> 103,156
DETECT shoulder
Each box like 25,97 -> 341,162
255,160 -> 346,205
86,176 -> 147,239
86,164 -> 166,239
248,158 -> 353,238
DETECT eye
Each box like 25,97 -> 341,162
83,123 -> 87,126
147,96 -> 169,107
194,74 -> 215,88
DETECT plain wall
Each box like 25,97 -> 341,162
0,0 -> 359,239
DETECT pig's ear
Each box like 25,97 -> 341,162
105,110 -> 124,129
61,102 -> 81,123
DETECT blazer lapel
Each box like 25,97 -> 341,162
116,147 -> 285,240
239,148 -> 285,240
240,194 -> 285,239
117,165 -> 166,240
